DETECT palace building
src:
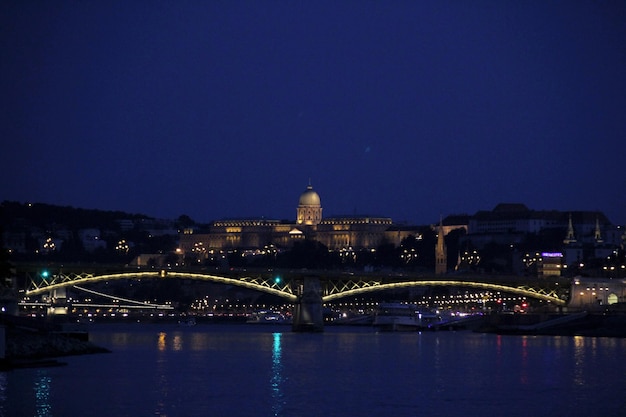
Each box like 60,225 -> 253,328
178,183 -> 413,257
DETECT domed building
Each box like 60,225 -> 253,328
178,182 -> 410,259
296,183 -> 322,226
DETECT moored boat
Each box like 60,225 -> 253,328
246,310 -> 290,324
373,302 -> 440,331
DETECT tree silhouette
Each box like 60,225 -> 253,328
278,240 -> 334,269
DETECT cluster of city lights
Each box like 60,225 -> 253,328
22,289 -> 534,317
461,250 -> 481,265
400,248 -> 417,264
189,296 -> 292,314
115,239 -> 129,254
42,237 -> 56,253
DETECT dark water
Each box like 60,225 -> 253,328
1,323 -> 625,417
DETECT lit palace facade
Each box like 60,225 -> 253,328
178,184 -> 412,256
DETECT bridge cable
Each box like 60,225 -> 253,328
72,285 -> 169,308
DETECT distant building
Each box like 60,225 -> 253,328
538,252 -> 564,277
466,203 -> 616,243
384,225 -> 424,247
179,183 -> 411,258
569,277 -> 626,309
440,214 -> 470,236
461,203 -> 621,276
469,203 -> 558,235
316,216 -> 393,250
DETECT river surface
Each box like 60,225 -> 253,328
1,323 -> 625,417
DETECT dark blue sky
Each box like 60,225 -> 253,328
2,1 -> 625,225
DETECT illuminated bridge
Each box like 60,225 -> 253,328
21,267 -> 568,331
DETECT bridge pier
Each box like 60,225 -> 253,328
292,277 -> 324,332
46,287 -> 68,318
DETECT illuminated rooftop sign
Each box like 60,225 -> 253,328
541,252 -> 563,258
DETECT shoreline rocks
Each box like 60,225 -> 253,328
0,313 -> 110,365
4,328 -> 110,361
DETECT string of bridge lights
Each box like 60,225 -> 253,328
187,291 -> 531,313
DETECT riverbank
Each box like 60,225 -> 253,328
4,327 -> 110,360
476,312 -> 626,337
0,314 -> 110,370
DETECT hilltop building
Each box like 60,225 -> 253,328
178,183 -> 406,259
454,203 -> 621,276
465,203 -> 615,244
179,185 -> 623,277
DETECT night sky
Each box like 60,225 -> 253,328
2,1 -> 625,225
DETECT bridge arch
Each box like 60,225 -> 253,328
25,271 -> 298,302
322,280 -> 566,305
25,271 -> 565,306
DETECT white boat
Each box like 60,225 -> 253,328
246,310 -> 290,324
373,302 -> 439,331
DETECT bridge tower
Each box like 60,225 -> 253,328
292,276 -> 324,332
435,217 -> 447,275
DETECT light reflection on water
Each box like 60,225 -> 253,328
573,335 -> 588,386
1,324 -> 625,417
519,336 -> 529,384
33,370 -> 52,417
157,332 -> 166,351
0,373 -> 5,417
155,332 -> 170,417
271,332 -> 284,417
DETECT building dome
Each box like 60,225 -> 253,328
297,183 -> 322,226
298,185 -> 321,206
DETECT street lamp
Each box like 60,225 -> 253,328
116,239 -> 130,255
43,237 -> 56,254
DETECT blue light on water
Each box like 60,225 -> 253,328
271,332 -> 284,417
34,370 -> 52,417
